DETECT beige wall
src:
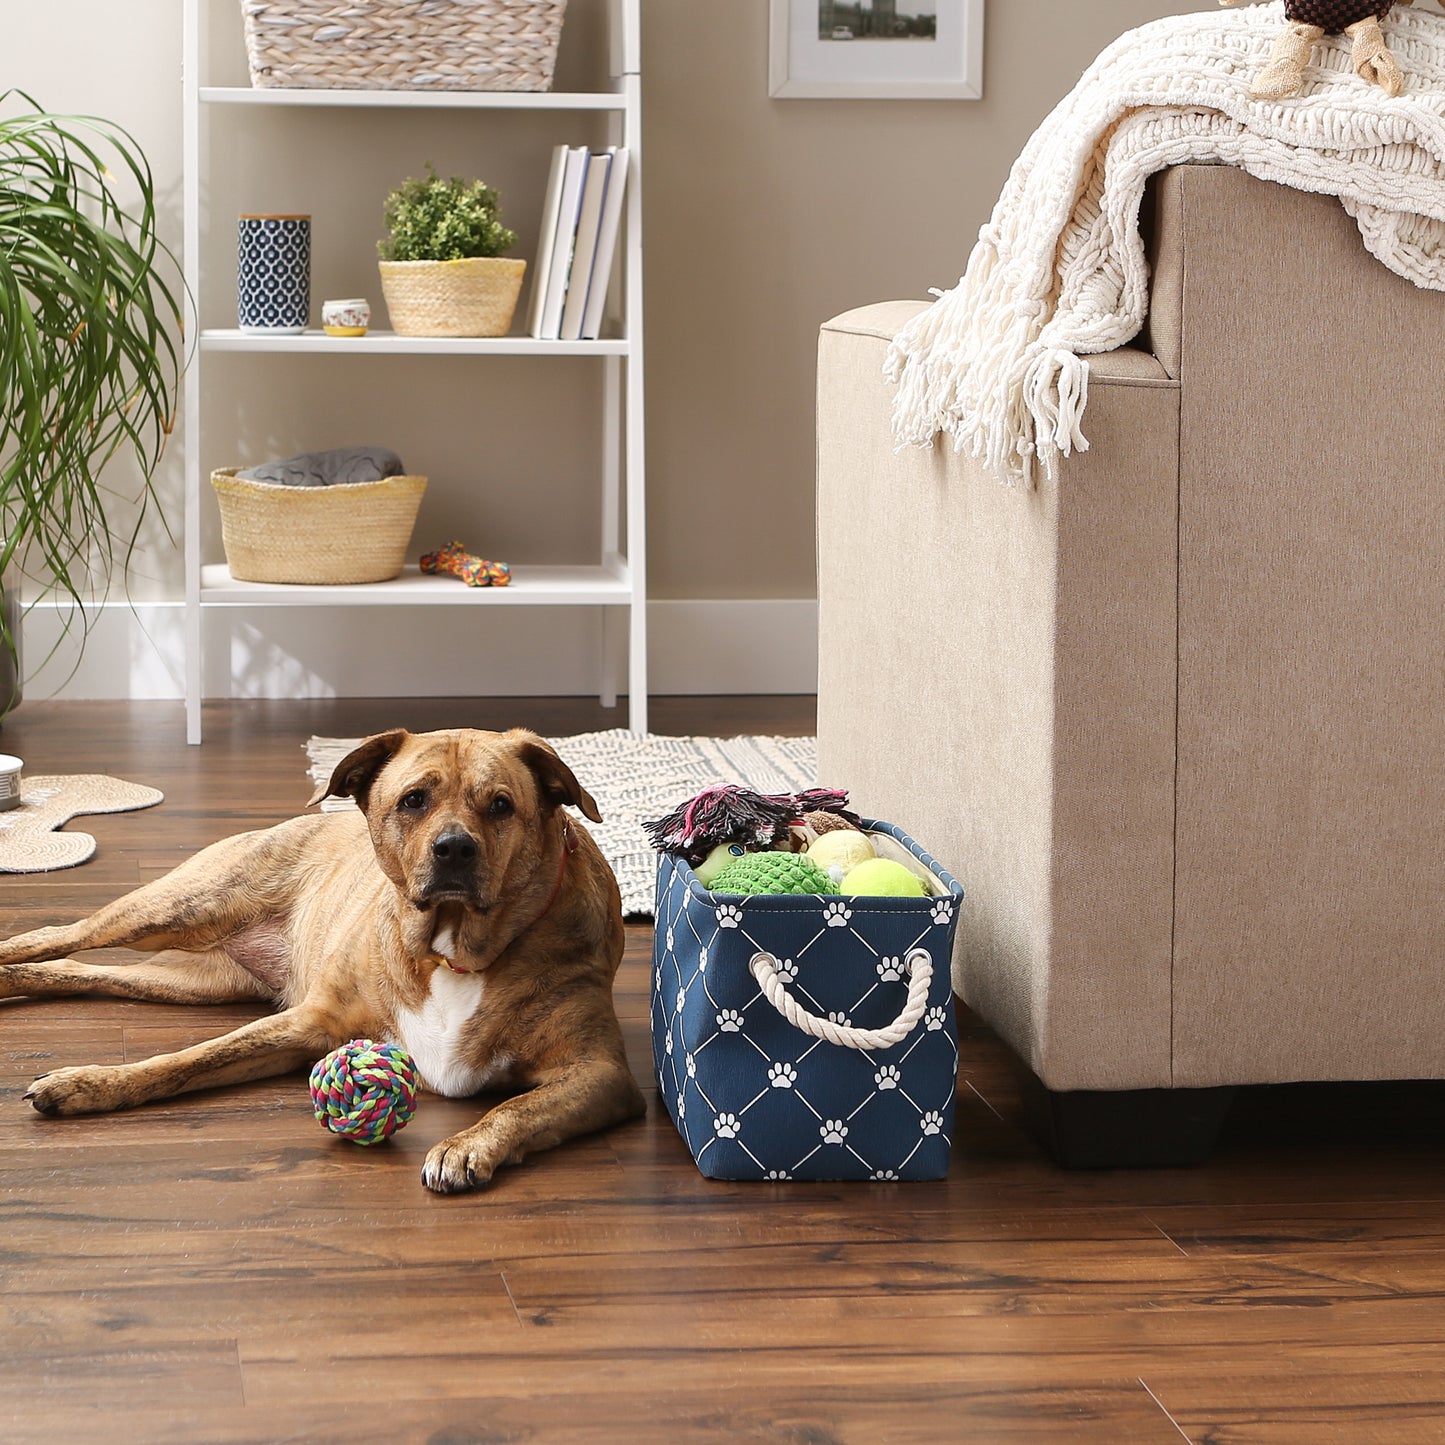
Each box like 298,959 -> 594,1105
646,0 -> 1205,598
8,0 -> 1209,612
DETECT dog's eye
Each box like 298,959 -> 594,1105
399,789 -> 427,812
488,795 -> 514,819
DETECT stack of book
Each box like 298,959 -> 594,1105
528,144 -> 630,342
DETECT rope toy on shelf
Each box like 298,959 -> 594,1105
420,539 -> 512,587
309,1038 -> 419,1145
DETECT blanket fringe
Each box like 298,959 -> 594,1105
887,2 -> 1445,489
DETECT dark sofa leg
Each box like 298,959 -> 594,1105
1021,1074 -> 1238,1168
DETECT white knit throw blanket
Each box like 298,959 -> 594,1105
886,3 -> 1445,487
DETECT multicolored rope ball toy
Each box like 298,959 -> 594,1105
309,1039 -> 419,1145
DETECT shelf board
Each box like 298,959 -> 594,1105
199,328 -> 629,356
200,562 -> 633,607
200,86 -> 627,111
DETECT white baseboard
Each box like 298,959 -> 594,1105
20,597 -> 819,701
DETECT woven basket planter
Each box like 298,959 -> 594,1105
241,0 -> 568,92
212,469 -> 427,585
378,257 -> 526,338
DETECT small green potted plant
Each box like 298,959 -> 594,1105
0,91 -> 183,719
377,166 -> 525,338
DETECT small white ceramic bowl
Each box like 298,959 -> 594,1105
322,297 -> 371,337
0,753 -> 23,811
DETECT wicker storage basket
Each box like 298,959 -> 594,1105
378,257 -> 527,338
212,469 -> 427,585
240,0 -> 567,92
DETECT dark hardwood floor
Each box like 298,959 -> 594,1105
2,698 -> 1444,1444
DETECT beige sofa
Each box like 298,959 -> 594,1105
816,165 -> 1445,1165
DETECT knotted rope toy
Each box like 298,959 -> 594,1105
643,784 -> 860,865
420,539 -> 512,587
309,1039 -> 419,1145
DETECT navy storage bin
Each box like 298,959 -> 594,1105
651,820 -> 962,1181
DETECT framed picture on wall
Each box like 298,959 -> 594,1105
769,0 -> 984,100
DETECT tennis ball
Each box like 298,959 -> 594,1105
839,858 -> 927,898
807,829 -> 876,882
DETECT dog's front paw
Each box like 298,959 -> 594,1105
422,1132 -> 500,1195
24,1065 -> 122,1117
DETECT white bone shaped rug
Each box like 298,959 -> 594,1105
0,775 -> 164,873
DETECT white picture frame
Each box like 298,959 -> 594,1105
769,0 -> 984,101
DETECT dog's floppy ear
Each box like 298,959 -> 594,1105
310,729 -> 410,812
509,730 -> 603,823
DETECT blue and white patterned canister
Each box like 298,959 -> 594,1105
237,214 -> 311,334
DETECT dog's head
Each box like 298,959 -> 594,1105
312,728 -> 602,915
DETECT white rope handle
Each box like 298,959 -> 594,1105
748,948 -> 933,1051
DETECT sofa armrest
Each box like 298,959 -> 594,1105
823,301 -> 1173,386
816,306 -> 1181,1091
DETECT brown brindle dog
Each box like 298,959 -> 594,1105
0,728 -> 645,1193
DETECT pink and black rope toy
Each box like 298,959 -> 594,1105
643,784 -> 860,866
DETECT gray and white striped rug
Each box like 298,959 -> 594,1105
306,729 -> 818,918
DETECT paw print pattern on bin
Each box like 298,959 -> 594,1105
649,824 -> 963,1182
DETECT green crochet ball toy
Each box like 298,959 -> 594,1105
709,850 -> 839,896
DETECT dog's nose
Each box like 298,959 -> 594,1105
431,830 -> 479,866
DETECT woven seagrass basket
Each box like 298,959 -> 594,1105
212,469 -> 427,585
378,256 -> 527,337
241,0 -> 567,92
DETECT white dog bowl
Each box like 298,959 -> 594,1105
0,754 -> 23,811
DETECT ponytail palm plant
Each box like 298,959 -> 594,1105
0,91 -> 183,715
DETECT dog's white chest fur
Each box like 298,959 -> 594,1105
391,968 -> 505,1098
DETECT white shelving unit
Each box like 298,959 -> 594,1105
181,0 -> 646,742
